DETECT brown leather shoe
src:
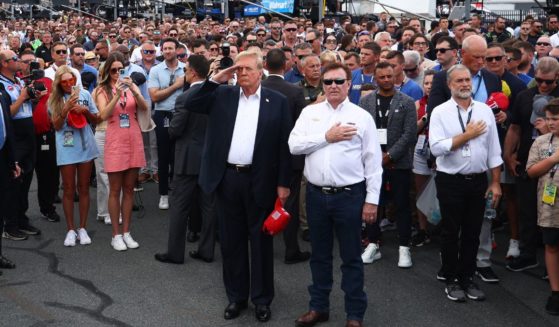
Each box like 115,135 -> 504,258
295,311 -> 329,327
345,320 -> 363,327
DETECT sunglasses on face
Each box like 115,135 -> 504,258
20,59 -> 33,64
109,34 -> 117,38
403,66 -> 418,73
177,53 -> 187,59
60,77 -> 76,86
326,39 -> 337,44
55,49 -> 67,55
323,78 -> 347,85
110,67 -> 123,74
257,33 -> 266,37
536,42 -> 551,46
285,28 -> 297,32
169,33 -> 178,37
535,77 -> 556,85
486,55 -> 503,62
142,49 -> 156,54
73,52 -> 85,56
4,55 -> 19,62
209,47 -> 218,51
435,48 -> 453,54
272,27 -> 281,31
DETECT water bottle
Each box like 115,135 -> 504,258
484,191 -> 497,220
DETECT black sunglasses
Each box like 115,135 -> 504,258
109,34 -> 117,38
4,55 -> 19,62
323,78 -> 347,85
535,77 -> 556,85
177,53 -> 187,59
403,66 -> 418,72
285,28 -> 297,32
435,48 -> 453,54
536,42 -> 551,46
55,49 -> 67,55
486,56 -> 503,62
142,49 -> 156,54
110,67 -> 123,74
257,33 -> 266,37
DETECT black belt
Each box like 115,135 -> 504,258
439,171 -> 486,181
309,181 -> 363,195
226,163 -> 252,173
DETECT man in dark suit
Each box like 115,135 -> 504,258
184,50 -> 292,322
154,55 -> 216,264
427,35 -> 504,284
261,49 -> 310,265
0,92 -> 20,274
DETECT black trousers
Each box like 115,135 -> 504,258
188,192 -> 202,234
5,118 -> 35,231
515,176 -> 539,260
216,168 -> 274,305
153,111 -> 175,196
167,173 -> 215,261
436,172 -> 487,283
35,130 -> 59,215
0,146 -> 12,255
283,170 -> 303,258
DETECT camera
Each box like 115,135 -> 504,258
22,62 -> 46,99
219,42 -> 234,70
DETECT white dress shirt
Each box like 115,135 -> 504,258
45,64 -> 83,87
429,97 -> 503,175
289,98 -> 383,204
227,86 -> 261,165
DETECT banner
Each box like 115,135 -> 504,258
244,0 -> 294,16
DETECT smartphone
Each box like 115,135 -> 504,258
119,69 -> 129,91
72,85 -> 80,94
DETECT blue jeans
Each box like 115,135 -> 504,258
306,181 -> 367,321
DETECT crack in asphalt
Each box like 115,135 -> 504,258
6,239 -> 132,327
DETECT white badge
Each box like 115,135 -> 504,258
462,143 -> 471,158
163,117 -> 170,128
377,129 -> 388,145
41,144 -> 49,151
416,135 -> 426,151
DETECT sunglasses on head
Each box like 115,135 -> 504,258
535,77 -> 556,85
485,55 -> 503,62
55,49 -> 67,55
142,49 -> 156,54
323,78 -> 347,85
435,48 -> 453,54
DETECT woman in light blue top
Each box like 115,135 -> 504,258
48,66 -> 101,247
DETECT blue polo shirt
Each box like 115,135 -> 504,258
0,74 -> 32,120
148,60 -> 185,112
349,68 -> 376,105
284,67 -> 304,84
399,78 -> 423,101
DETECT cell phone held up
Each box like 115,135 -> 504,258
119,69 -> 129,91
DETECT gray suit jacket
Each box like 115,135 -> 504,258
170,83 -> 207,175
359,91 -> 417,169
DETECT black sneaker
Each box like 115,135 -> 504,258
42,211 -> 61,222
19,224 -> 41,235
437,268 -> 447,282
546,294 -> 559,315
2,230 -> 28,241
411,230 -> 431,247
475,267 -> 500,283
506,257 -> 538,272
462,281 -> 486,301
445,282 -> 466,302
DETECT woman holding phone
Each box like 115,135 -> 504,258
94,52 -> 147,251
48,66 -> 100,247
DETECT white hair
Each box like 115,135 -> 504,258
403,50 -> 421,66
374,31 -> 391,41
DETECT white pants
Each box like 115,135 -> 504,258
94,131 -> 109,218
141,130 -> 158,174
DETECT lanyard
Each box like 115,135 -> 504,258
471,74 -> 483,99
457,105 -> 473,133
361,70 -> 372,84
549,134 -> 557,179
376,93 -> 393,128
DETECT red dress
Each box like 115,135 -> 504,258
104,89 -> 146,173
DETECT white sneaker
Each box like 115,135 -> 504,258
64,230 -> 77,247
506,239 -> 520,258
77,228 -> 92,245
159,195 -> 169,210
104,216 -> 111,225
398,246 -> 413,268
111,234 -> 127,251
122,232 -> 139,249
361,243 -> 381,264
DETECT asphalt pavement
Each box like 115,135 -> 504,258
0,179 -> 558,327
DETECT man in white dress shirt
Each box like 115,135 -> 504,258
429,64 -> 503,303
289,62 -> 383,327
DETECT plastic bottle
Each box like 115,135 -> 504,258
484,191 -> 497,220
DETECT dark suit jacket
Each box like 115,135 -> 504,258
0,87 -> 16,168
261,75 -> 306,171
170,83 -> 207,175
428,68 -> 502,114
185,81 -> 292,207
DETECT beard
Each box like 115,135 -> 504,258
451,88 -> 472,100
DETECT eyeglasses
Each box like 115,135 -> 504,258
272,27 -> 282,31
55,49 -> 67,55
485,55 -> 503,62
535,77 -> 556,85
73,52 -> 85,56
60,77 -> 76,86
435,48 -> 453,54
177,53 -> 187,59
506,57 -> 519,62
110,67 -> 123,74
323,78 -> 347,85
285,28 -> 297,32
142,49 -> 156,54
209,47 -> 219,51
536,42 -> 551,46
403,66 -> 418,72
413,42 -> 428,47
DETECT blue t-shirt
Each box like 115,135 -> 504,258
399,79 -> 423,101
52,90 -> 100,165
349,68 -> 375,105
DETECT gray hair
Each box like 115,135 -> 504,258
447,64 -> 471,83
235,49 -> 264,70
403,50 -> 421,66
294,42 -> 312,52
301,54 -> 320,66
374,31 -> 391,42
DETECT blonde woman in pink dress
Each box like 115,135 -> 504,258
94,52 -> 147,251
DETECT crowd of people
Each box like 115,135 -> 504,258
0,9 -> 559,326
